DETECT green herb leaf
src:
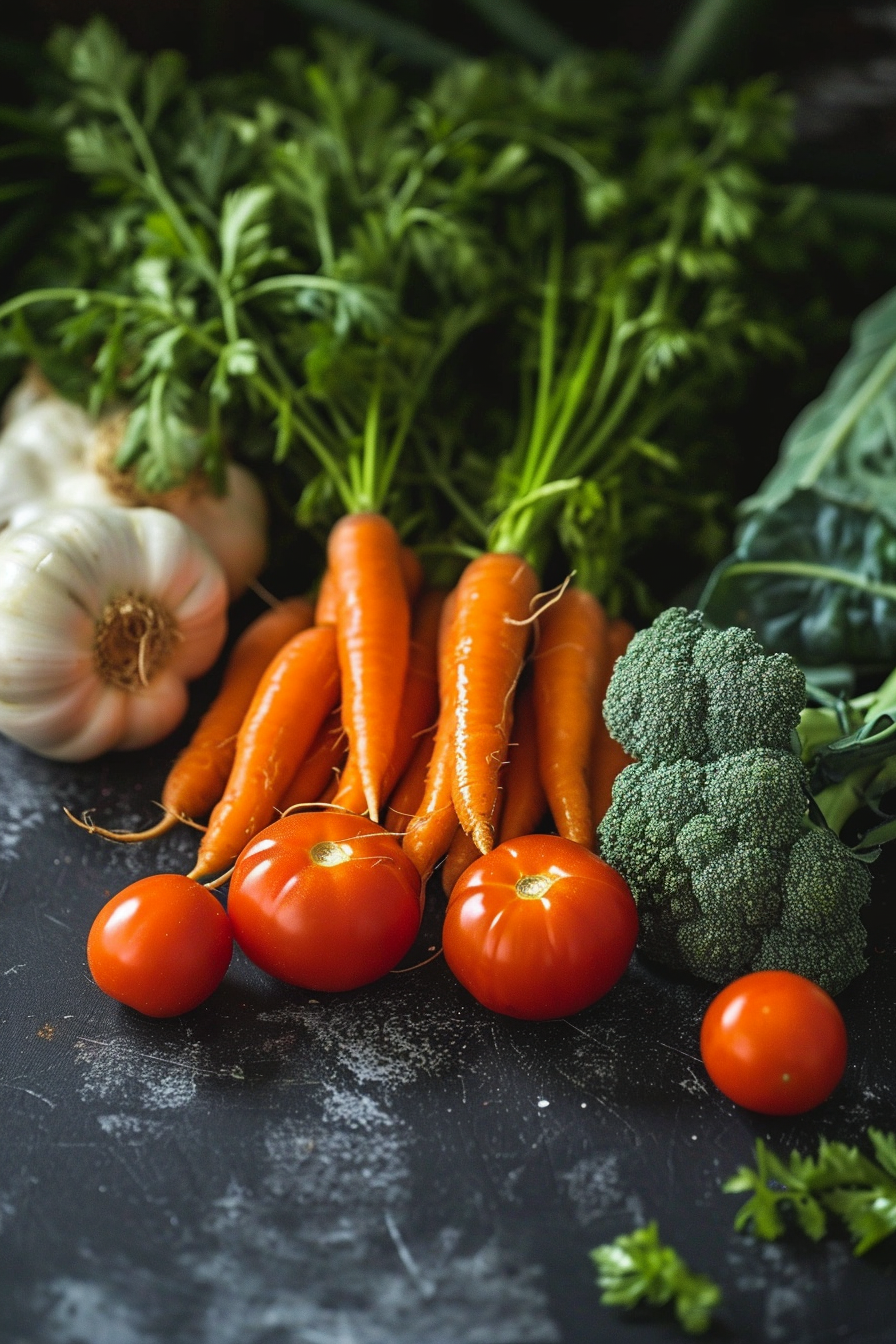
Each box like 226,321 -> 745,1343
725,1131 -> 896,1255
590,1222 -> 722,1335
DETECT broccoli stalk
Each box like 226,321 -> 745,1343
598,608 -> 873,995
801,664 -> 896,851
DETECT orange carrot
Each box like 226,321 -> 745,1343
385,728 -> 435,835
441,825 -> 481,897
450,552 -> 539,854
328,513 -> 410,823
278,706 -> 346,810
498,678 -> 547,842
399,545 -> 425,605
333,588 -> 444,815
403,589 -> 461,877
189,625 -> 340,877
591,618 -> 636,826
315,571 -> 338,625
533,587 -> 606,848
317,546 -> 421,630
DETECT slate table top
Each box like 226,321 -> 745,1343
1,623 -> 895,1344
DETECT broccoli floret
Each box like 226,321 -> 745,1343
603,607 -> 805,766
598,609 -> 871,996
752,830 -> 871,995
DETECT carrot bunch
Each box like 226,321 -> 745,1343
402,572 -> 636,887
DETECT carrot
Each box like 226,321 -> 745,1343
189,624 -> 340,877
441,825 -> 481,896
498,678 -> 547,842
278,706 -> 345,810
315,571 -> 338,625
399,545 -> 425,605
72,598 -> 313,842
403,589 -> 461,877
316,545 -> 422,630
328,513 -> 410,823
533,587 -> 606,848
333,588 -> 444,815
450,552 -> 540,855
385,727 -> 435,835
591,618 -> 636,826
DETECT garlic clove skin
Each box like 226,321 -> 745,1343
0,506 -> 228,761
1,395 -> 92,475
1,363 -> 56,425
157,462 -> 268,600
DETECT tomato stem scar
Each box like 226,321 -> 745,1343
515,873 -> 553,899
310,840 -> 352,867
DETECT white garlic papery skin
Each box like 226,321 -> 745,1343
142,462 -> 268,599
0,395 -> 98,530
0,379 -> 269,598
0,506 -> 228,761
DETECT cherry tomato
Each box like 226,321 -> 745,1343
227,812 -> 422,991
700,970 -> 847,1115
442,834 -> 638,1019
87,874 -> 233,1017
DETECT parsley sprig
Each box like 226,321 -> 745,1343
590,1221 -> 722,1335
725,1129 -> 896,1256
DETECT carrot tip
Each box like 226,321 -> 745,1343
472,821 -> 494,856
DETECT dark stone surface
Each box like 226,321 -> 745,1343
0,650 -> 895,1344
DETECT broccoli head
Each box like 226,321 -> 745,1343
603,607 -> 806,766
598,609 -> 870,995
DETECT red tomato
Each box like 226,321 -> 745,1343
442,834 -> 638,1019
227,812 -> 422,991
87,875 -> 233,1018
700,970 -> 847,1115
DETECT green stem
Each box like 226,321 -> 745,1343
418,446 -> 490,541
360,379 -> 383,513
519,232 -> 564,495
712,561 -> 896,605
532,301 -> 607,490
814,764 -> 881,838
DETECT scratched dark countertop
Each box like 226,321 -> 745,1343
1,627 -> 895,1344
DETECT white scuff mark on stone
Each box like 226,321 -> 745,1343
75,1037 -> 199,1110
677,1067 -> 709,1096
384,1209 -> 436,1299
323,1087 -> 395,1131
0,770 -> 46,860
42,1278 -> 151,1344
560,1152 -> 643,1227
96,1113 -> 165,1139
263,1115 -> 409,1208
176,1089 -> 560,1344
257,999 -> 459,1090
189,1236 -> 560,1344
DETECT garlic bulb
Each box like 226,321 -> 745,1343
90,413 -> 268,599
0,389 -> 96,531
0,375 -> 268,598
0,506 -> 228,761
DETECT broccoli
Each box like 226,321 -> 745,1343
599,608 -> 871,995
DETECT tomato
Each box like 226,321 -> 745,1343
227,812 -> 422,991
700,970 -> 847,1115
87,875 -> 233,1017
442,834 -> 638,1019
